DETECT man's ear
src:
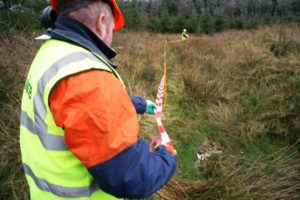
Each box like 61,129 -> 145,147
95,13 -> 106,38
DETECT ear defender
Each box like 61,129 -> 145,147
40,6 -> 57,29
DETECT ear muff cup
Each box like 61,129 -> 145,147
40,6 -> 57,28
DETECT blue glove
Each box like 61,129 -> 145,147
145,100 -> 157,115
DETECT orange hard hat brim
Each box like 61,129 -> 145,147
111,0 -> 125,31
50,0 -> 124,31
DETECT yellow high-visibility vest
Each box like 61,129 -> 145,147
20,39 -> 123,200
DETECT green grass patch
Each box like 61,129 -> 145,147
176,129 -> 206,180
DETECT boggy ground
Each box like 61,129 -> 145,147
0,24 -> 299,199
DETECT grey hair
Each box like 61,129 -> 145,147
67,1 -> 113,28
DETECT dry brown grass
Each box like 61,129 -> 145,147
113,24 -> 300,199
1,24 -> 299,199
182,67 -> 224,104
189,148 -> 300,200
153,145 -> 300,200
0,30 -> 41,200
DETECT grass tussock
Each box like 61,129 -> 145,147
182,67 -> 224,104
155,145 -> 300,200
1,24 -> 300,200
189,146 -> 300,200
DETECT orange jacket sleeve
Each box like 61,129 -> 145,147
49,70 -> 139,168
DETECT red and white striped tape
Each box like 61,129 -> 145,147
154,75 -> 173,146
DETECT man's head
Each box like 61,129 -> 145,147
50,0 -> 124,46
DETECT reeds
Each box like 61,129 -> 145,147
1,24 -> 299,199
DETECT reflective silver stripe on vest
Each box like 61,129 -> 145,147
23,164 -> 99,198
20,111 -> 67,150
21,52 -> 105,151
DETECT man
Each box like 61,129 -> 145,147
181,28 -> 189,41
20,0 -> 177,199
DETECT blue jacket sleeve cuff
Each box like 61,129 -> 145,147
88,139 -> 177,198
130,95 -> 147,114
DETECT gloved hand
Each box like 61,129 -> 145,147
145,100 -> 157,115
150,136 -> 177,156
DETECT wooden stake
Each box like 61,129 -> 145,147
164,40 -> 167,106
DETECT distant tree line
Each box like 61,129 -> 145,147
0,0 -> 300,33
0,0 -> 47,31
0,0 -> 47,12
117,0 -> 300,33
